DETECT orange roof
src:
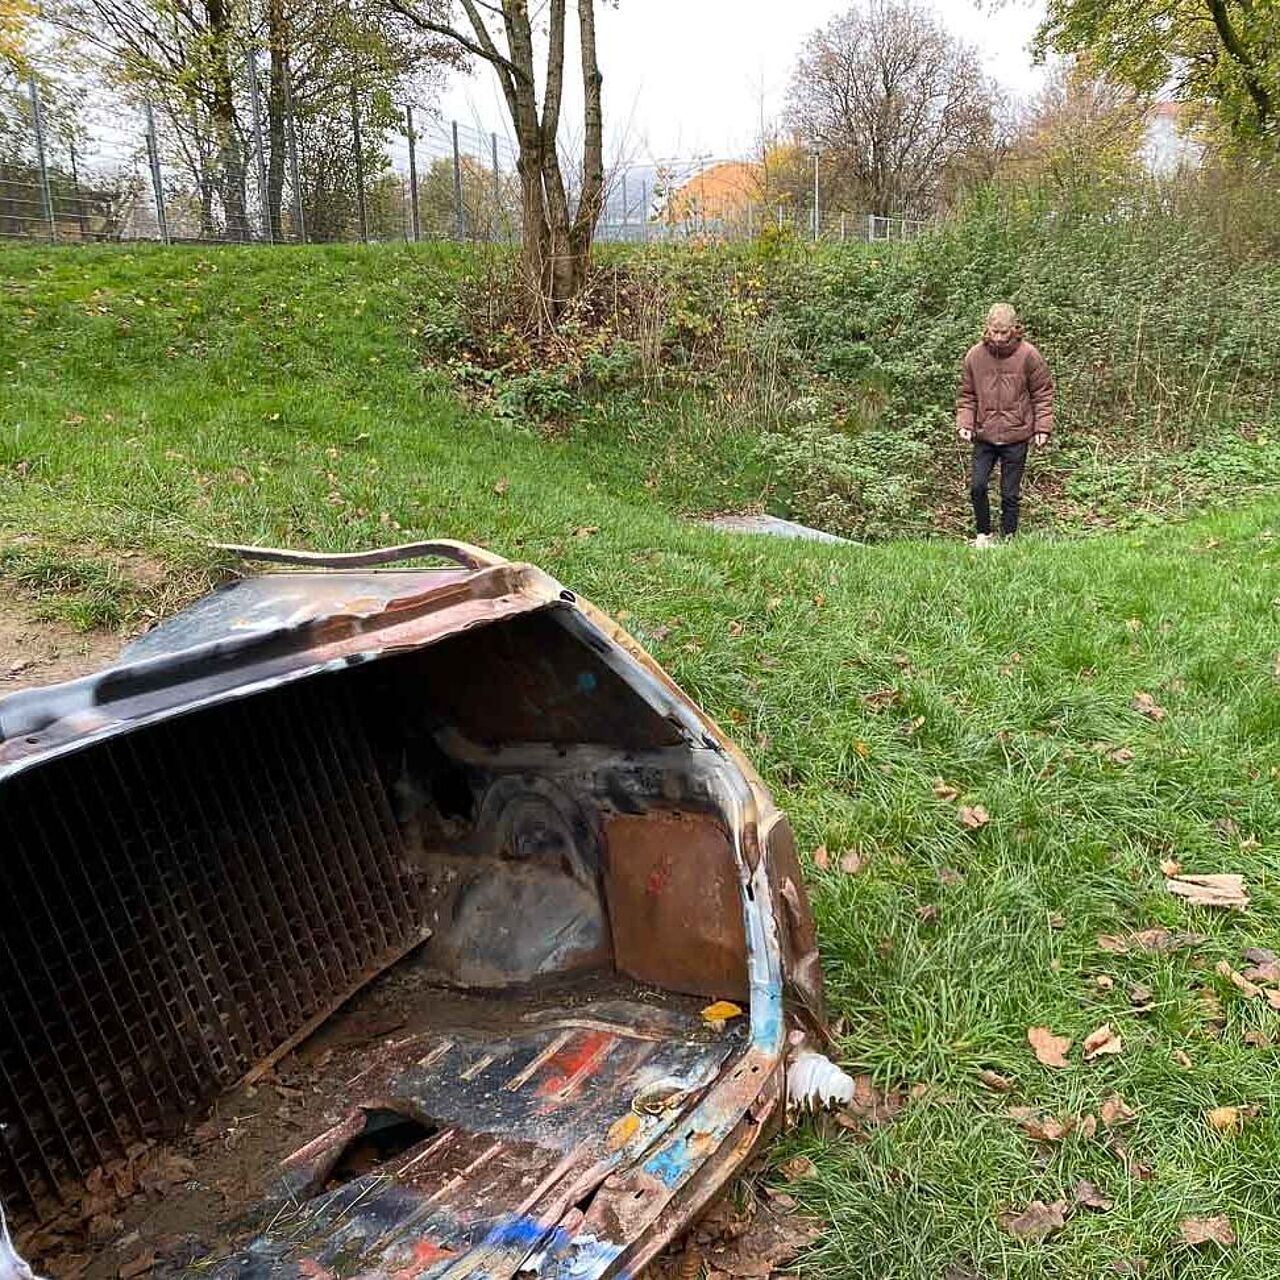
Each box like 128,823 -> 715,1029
668,161 -> 763,221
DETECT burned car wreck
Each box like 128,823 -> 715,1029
0,541 -> 836,1279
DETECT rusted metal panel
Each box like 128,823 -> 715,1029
603,811 -> 750,1002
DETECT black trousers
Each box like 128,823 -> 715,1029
971,440 -> 1028,536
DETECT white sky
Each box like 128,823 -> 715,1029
439,0 -> 1049,163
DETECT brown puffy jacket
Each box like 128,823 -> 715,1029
955,337 -> 1054,445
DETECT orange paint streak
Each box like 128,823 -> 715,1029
535,1030 -> 615,1098
390,1238 -> 455,1280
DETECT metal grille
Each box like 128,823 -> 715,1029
0,674 -> 420,1213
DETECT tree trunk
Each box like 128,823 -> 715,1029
265,0 -> 287,240
205,0 -> 247,240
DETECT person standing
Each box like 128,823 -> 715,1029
955,303 -> 1055,545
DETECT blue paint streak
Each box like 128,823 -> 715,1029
642,1135 -> 693,1189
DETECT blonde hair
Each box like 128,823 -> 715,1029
985,302 -> 1019,330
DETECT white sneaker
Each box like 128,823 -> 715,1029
972,533 -> 994,549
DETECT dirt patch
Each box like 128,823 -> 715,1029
0,608 -> 121,693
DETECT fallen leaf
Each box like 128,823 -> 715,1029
1048,912 -> 1066,930
933,779 -> 960,802
959,805 -> 990,829
1108,1136 -> 1153,1180
999,1200 -> 1067,1240
1159,858 -> 1182,877
701,1001 -> 743,1030
1027,1026 -> 1071,1069
1096,927 -> 1204,954
1215,960 -> 1262,999
1108,746 -> 1135,765
862,687 -> 899,712
916,903 -> 940,924
1109,1262 -> 1148,1276
941,1266 -> 983,1280
1206,1106 -> 1251,1133
812,845 -> 830,871
1173,1049 -> 1193,1068
839,850 -> 864,875
977,1069 -> 1013,1092
1014,1113 -> 1070,1143
118,1254 -> 155,1280
1131,691 -> 1166,721
845,1074 -> 904,1125
1213,817 -> 1239,842
1243,947 -> 1278,966
1242,963 -> 1280,984
492,477 -> 509,495
1076,1113 -> 1098,1139
1129,982 -> 1154,1009
1095,975 -> 1115,992
1179,1215 -> 1235,1247
1166,874 -> 1249,910
1243,1029 -> 1271,1048
1267,990 -> 1280,1011
939,867 -> 964,886
1083,1024 -> 1122,1061
778,1156 -> 815,1181
1198,987 -> 1226,1027
1100,1094 -> 1137,1127
1074,1179 -> 1112,1211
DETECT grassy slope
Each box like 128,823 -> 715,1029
3,245 -> 1280,1278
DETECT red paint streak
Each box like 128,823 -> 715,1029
390,1238 -> 455,1280
535,1030 -> 615,1098
646,853 -> 674,896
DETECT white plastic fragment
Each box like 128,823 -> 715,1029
0,1200 -> 41,1280
786,1049 -> 855,1112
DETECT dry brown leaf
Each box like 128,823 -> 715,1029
1108,746 -> 1135,765
1012,1112 -> 1070,1143
999,1200 -> 1067,1240
1074,1179 -> 1112,1211
118,1254 -> 156,1280
1215,960 -> 1262,999
939,867 -> 964,886
1100,1094 -> 1137,1128
1076,1113 -> 1098,1139
492,477 -> 509,495
846,1074 -> 904,1125
977,1069 -> 1013,1092
1243,1029 -> 1271,1048
1267,990 -> 1280,1011
1128,982 -> 1154,1008
1242,963 -> 1280,984
1027,1026 -> 1071,1069
933,779 -> 960,802
916,903 -> 940,924
1206,1106 -> 1246,1134
1048,912 -> 1066,930
1159,858 -> 1183,877
959,805 -> 990,829
1083,1024 -> 1123,1061
1179,1215 -> 1235,1247
1166,874 -> 1249,911
1096,927 -> 1204,955
839,850 -> 865,875
862,687 -> 900,712
1173,1049 -> 1193,1068
1095,975 -> 1115,992
812,845 -> 830,871
778,1155 -> 816,1181
1108,1136 -> 1153,1180
1243,947 -> 1279,966
1131,691 -> 1166,721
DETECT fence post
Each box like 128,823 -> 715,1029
28,79 -> 56,243
451,120 -> 465,240
283,63 -> 306,242
245,54 -> 272,243
405,105 -> 421,243
867,213 -> 875,242
68,137 -> 91,241
490,131 -> 500,242
840,212 -> 846,243
641,180 -> 649,241
144,102 -> 170,245
350,83 -> 368,242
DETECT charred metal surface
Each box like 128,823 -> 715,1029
0,539 -> 822,1275
0,674 -> 424,1212
603,811 -> 749,1002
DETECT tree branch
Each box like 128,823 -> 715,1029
384,0 -> 522,83
1203,0 -> 1271,124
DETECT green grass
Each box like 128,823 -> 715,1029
3,244 -> 1280,1278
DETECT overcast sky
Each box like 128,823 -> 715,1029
438,0 -> 1049,164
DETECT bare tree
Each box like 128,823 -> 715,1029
383,0 -> 605,323
786,0 -> 998,217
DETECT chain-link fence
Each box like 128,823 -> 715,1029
1,74 -> 930,248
